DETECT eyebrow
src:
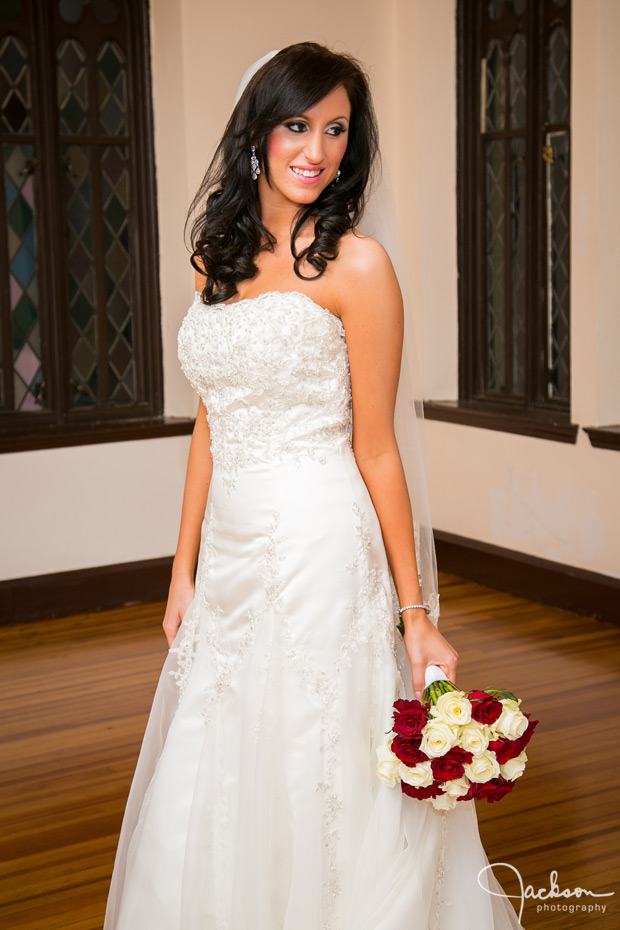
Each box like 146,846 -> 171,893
292,114 -> 350,124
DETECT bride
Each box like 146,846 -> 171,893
103,42 -> 524,930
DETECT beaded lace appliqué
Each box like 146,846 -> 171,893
430,809 -> 449,929
168,498 -> 216,697
177,291 -> 353,492
341,502 -> 403,741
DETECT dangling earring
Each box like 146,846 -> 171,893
250,144 -> 260,181
333,169 -> 341,184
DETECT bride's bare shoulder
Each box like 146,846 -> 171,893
334,228 -> 398,301
336,228 -> 394,277
330,229 -> 402,320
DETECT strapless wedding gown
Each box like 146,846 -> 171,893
103,291 -> 524,930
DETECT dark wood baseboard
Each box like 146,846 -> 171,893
434,529 -> 620,625
0,556 -> 174,624
2,535 -> 618,626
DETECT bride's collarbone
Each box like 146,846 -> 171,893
233,265 -> 344,318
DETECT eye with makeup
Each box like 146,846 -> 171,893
284,120 -> 348,136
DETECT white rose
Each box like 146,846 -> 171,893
400,760 -> 434,788
420,721 -> 459,758
376,743 -> 401,787
441,776 -> 471,799
464,750 -> 501,783
431,791 -> 458,811
430,691 -> 472,727
500,750 -> 528,782
459,722 -> 490,755
493,700 -> 528,740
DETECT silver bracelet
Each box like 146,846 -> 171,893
398,604 -> 429,616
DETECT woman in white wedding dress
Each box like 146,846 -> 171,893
103,43 -> 524,930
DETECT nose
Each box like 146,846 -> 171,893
302,129 -> 325,165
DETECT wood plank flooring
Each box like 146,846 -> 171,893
0,574 -> 618,930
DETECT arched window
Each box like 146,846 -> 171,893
0,0 -> 163,450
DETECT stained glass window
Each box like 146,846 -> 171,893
63,143 -> 97,406
480,16 -> 528,399
98,41 -> 126,135
545,21 -> 570,404
0,33 -> 44,412
457,0 -> 572,425
101,143 -> 133,403
0,33 -> 30,133
0,0 -> 161,447
483,39 -> 505,133
56,30 -> 134,409
57,38 -> 88,135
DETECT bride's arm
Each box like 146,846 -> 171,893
162,275 -> 214,647
163,398 -> 213,647
171,396 -> 213,581
335,236 -> 458,699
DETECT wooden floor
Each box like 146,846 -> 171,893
0,573 -> 618,930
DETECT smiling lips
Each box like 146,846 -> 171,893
291,166 -> 324,184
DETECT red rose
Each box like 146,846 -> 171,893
518,715 -> 539,749
401,781 -> 443,800
430,747 -> 474,783
490,715 -> 538,762
468,690 -> 503,725
393,699 -> 428,739
391,735 -> 428,766
464,777 -> 514,803
488,738 -> 517,765
467,690 -> 492,702
486,777 -> 514,803
463,781 -> 494,801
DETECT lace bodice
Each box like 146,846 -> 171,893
177,290 -> 353,487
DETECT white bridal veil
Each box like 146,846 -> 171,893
233,49 -> 440,627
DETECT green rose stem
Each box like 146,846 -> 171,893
422,678 -> 456,705
484,688 -> 519,702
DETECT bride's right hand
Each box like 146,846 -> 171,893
162,573 -> 196,647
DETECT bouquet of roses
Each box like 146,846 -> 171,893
376,666 -> 538,811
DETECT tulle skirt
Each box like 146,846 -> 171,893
103,438 -> 524,930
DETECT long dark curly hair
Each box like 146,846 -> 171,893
187,42 -> 380,304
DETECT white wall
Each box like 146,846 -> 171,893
0,438 -> 191,579
1,0 -> 617,584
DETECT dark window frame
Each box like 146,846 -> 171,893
0,0 -> 191,453
426,0 -> 578,444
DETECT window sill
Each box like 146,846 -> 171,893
0,416 -> 195,454
583,425 -> 620,451
423,401 -> 579,444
